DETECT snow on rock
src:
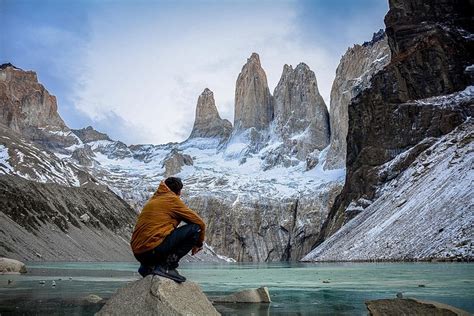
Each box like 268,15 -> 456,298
0,144 -> 13,173
302,119 -> 474,262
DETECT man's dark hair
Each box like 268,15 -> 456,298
165,177 -> 183,195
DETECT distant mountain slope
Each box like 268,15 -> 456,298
0,123 -> 99,187
303,115 -> 473,261
0,174 -> 136,261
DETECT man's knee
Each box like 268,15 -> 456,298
188,223 -> 201,233
185,223 -> 201,242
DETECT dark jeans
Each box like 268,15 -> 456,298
135,223 -> 201,269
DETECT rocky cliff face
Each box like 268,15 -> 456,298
325,30 -> 391,170
0,64 -> 79,151
316,0 -> 474,244
234,53 -> 273,131
273,63 -> 330,156
72,126 -> 112,143
185,182 -> 342,262
188,88 -> 232,140
304,117 -> 474,261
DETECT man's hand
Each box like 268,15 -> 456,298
192,246 -> 203,255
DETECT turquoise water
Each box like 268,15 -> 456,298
0,262 -> 473,315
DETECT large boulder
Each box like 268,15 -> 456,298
96,275 -> 220,316
365,298 -> 470,316
212,287 -> 271,303
0,257 -> 27,274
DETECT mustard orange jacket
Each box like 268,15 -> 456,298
130,181 -> 206,254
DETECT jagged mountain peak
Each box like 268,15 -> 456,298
295,62 -> 310,71
0,63 -> 22,70
201,87 -> 213,96
188,88 -> 232,140
234,53 -> 273,131
247,52 -> 261,65
272,60 -> 330,161
72,126 -> 112,143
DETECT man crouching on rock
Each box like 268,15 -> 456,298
130,177 -> 205,283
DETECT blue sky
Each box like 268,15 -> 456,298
1,0 -> 388,145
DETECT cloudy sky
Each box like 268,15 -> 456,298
1,0 -> 388,145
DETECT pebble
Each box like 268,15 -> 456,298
39,281 -> 46,285
396,292 -> 403,298
8,279 -> 13,285
52,280 -> 56,287
418,284 -> 426,287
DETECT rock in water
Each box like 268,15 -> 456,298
83,294 -> 103,304
188,88 -> 232,140
0,257 -> 27,274
96,275 -> 220,316
212,287 -> 271,303
325,30 -> 390,170
234,53 -> 273,131
273,63 -> 330,155
365,298 -> 470,316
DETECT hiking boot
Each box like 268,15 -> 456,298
138,264 -> 154,278
153,264 -> 186,283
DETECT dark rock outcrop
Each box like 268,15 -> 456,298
162,148 -> 193,177
316,0 -> 474,243
72,126 -> 111,143
71,145 -> 95,166
234,53 -> 273,131
188,88 -> 232,140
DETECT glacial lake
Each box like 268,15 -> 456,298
0,262 -> 473,315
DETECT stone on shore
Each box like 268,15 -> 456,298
96,275 -> 220,316
0,258 -> 27,274
212,286 -> 271,303
365,298 -> 470,316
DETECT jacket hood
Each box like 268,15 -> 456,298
153,181 -> 173,197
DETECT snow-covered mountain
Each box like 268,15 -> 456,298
27,53 -> 346,262
310,0 -> 474,261
304,93 -> 474,261
2,0 -> 471,263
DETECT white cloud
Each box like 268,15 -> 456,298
73,2 -> 338,144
